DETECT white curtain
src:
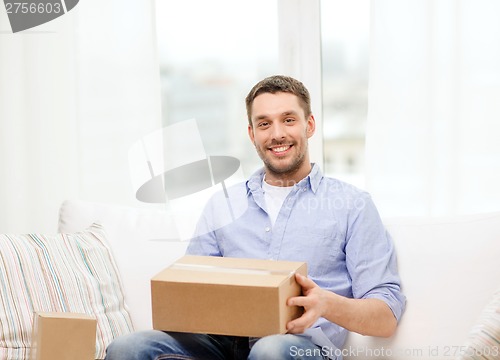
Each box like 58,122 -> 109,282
0,0 -> 161,233
366,0 -> 500,217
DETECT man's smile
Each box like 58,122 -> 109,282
269,144 -> 292,155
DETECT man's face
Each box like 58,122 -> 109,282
248,92 -> 315,182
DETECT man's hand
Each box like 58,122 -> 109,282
286,273 -> 398,337
286,273 -> 328,334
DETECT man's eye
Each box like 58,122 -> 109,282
258,122 -> 269,127
285,118 -> 295,123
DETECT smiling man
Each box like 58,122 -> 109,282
105,75 -> 406,360
248,90 -> 315,187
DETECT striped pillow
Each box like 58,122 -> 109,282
0,223 -> 134,360
458,289 -> 500,360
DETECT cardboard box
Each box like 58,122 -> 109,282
151,255 -> 307,337
30,312 -> 97,360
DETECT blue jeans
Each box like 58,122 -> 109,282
104,330 -> 327,360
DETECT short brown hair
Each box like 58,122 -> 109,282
245,75 -> 312,125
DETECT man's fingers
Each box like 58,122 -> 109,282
287,295 -> 303,307
287,311 -> 316,334
295,273 -> 316,290
286,275 -> 325,334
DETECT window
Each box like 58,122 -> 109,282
321,0 -> 371,188
155,0 -> 279,176
154,0 -> 370,186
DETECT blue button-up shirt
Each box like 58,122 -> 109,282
186,164 -> 406,354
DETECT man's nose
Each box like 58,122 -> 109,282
271,122 -> 286,140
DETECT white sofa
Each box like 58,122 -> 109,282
58,199 -> 500,360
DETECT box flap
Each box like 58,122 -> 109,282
152,255 -> 306,287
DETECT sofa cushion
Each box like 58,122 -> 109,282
58,199 -> 188,331
458,288 -> 500,360
0,223 -> 133,360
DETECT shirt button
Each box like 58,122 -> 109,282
265,227 -> 270,232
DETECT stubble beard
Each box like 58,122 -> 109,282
256,141 -> 308,180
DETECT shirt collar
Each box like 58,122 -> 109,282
246,163 -> 323,194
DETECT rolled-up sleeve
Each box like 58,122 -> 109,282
345,193 -> 406,321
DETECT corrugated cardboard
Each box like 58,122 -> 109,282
151,255 -> 307,337
30,312 -> 97,360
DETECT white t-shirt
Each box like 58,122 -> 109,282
262,178 -> 294,226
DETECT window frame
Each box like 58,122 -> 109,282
277,0 -> 324,169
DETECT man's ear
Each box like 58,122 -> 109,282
306,115 -> 316,138
248,124 -> 255,144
